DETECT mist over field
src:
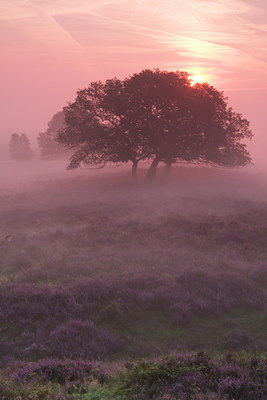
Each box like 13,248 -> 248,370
0,158 -> 266,399
1,157 -> 267,196
2,0 -> 267,396
0,76 -> 266,398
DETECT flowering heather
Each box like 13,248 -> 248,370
8,359 -> 106,385
119,352 -> 267,399
0,268 -> 265,361
0,352 -> 265,400
0,172 -> 267,398
49,319 -> 121,358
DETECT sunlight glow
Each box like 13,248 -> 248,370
191,75 -> 204,86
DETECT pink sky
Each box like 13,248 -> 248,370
1,0 -> 267,164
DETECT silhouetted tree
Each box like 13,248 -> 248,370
124,70 -> 252,179
38,112 -> 68,158
57,69 -> 253,179
190,83 -> 252,168
9,133 -> 33,160
57,78 -> 151,178
124,70 -> 203,179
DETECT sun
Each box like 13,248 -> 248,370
190,75 -> 204,86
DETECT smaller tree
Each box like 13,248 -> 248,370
9,133 -> 33,160
38,112 -> 68,159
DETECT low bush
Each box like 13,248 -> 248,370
118,352 -> 267,399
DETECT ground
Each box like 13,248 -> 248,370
0,161 -> 266,398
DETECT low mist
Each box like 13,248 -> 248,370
1,157 -> 267,200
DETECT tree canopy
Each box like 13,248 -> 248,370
57,69 -> 252,179
9,133 -> 33,160
38,112 -> 69,159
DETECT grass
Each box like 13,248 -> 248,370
77,383 -> 116,400
104,306 -> 266,357
2,203 -> 267,284
0,166 -> 266,362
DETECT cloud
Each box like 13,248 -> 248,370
2,0 -> 267,88
0,0 -> 37,20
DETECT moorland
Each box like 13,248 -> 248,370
0,161 -> 266,399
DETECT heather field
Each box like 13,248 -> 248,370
0,163 -> 266,398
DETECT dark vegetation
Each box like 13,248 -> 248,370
37,112 -> 69,159
1,351 -> 266,399
0,165 -> 266,398
9,133 -> 33,160
57,69 -> 252,179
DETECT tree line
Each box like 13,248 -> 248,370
8,113 -> 67,160
10,69 -> 253,178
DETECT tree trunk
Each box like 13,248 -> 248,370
145,157 -> 160,180
131,160 -> 138,179
163,162 -> 172,179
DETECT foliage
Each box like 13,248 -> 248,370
57,69 -> 252,178
0,268 -> 265,361
57,77 -> 150,176
9,359 -> 106,385
9,133 -> 33,160
0,374 -> 65,400
118,352 -> 267,399
1,353 -> 266,400
49,319 -> 121,359
38,112 -> 68,159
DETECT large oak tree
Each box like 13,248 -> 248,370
57,69 -> 252,179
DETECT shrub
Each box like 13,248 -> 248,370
9,359 -> 107,385
118,352 -> 267,399
49,319 -> 121,358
